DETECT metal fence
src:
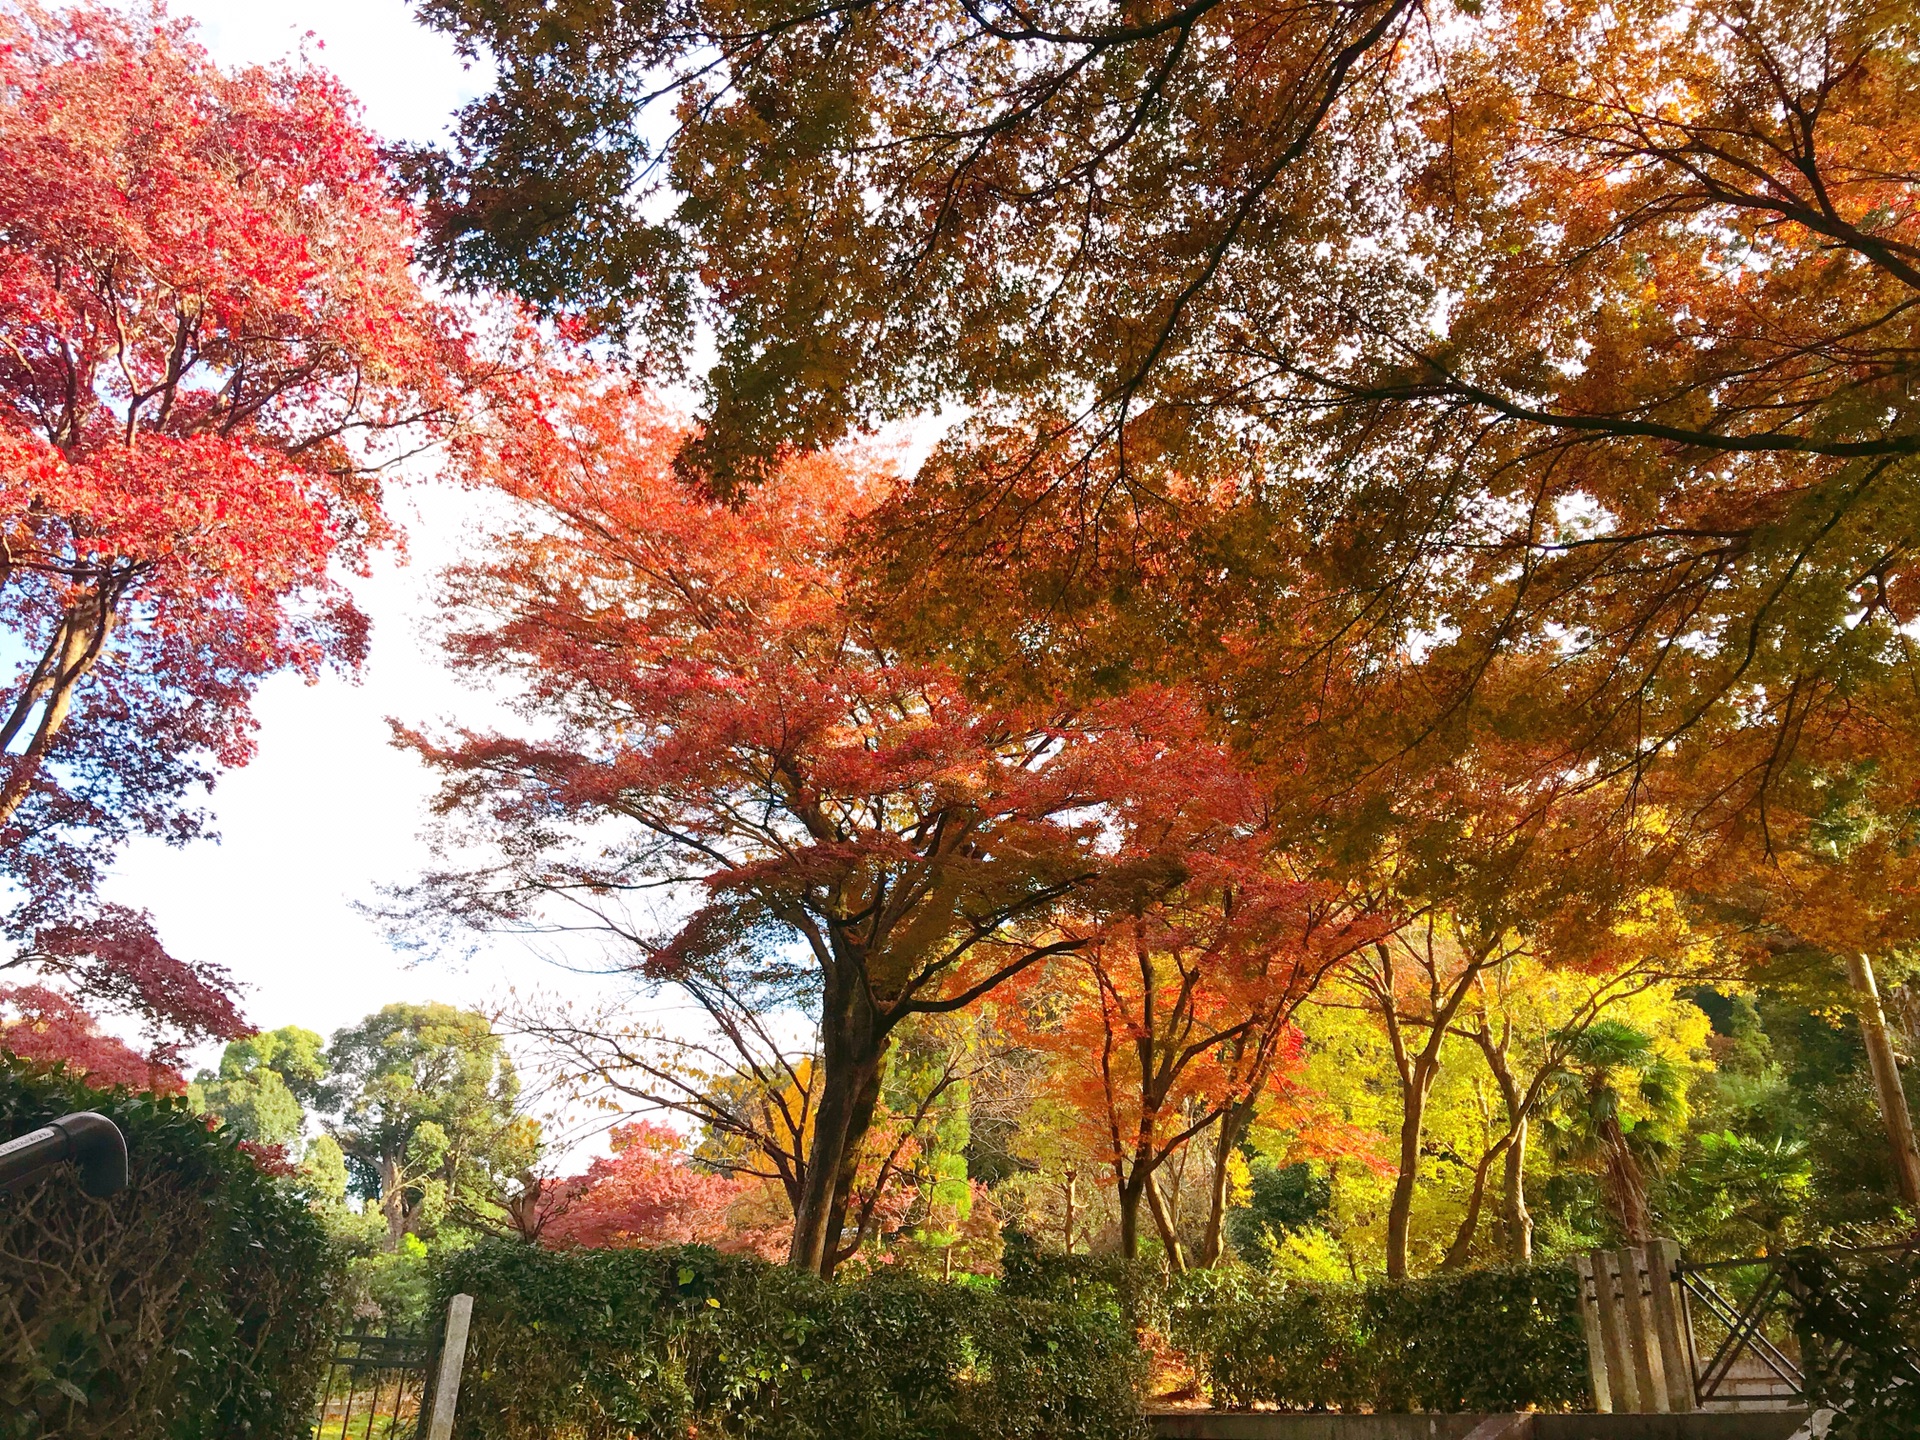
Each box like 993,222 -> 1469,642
312,1293 -> 474,1440
312,1319 -> 437,1440
1674,1252 -> 1803,1409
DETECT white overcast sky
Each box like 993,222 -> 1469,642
101,0 -> 610,1062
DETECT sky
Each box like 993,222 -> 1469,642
98,0 -> 618,1066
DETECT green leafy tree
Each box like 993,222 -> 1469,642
320,1003 -> 536,1252
191,1025 -> 327,1147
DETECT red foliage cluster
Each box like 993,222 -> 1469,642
540,1121 -> 750,1252
0,984 -> 186,1095
0,4 -> 534,1040
12,904 -> 246,1046
235,1139 -> 300,1178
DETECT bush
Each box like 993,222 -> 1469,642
999,1232 -> 1166,1333
0,1056 -> 343,1440
1787,1245 -> 1920,1440
434,1240 -> 1148,1440
1166,1262 -> 1589,1413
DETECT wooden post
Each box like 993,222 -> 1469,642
1646,1239 -> 1695,1412
1619,1247 -> 1669,1414
1846,954 -> 1920,1207
422,1292 -> 474,1440
1590,1250 -> 1640,1412
1572,1253 -> 1613,1413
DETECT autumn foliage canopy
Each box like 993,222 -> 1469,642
0,3 -> 515,1050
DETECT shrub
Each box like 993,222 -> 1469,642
0,1055 -> 343,1440
998,1232 -> 1166,1334
434,1239 -> 1148,1440
1787,1245 -> 1920,1440
1166,1262 -> 1589,1413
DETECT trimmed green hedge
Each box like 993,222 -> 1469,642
0,1056 -> 342,1440
1167,1263 -> 1590,1412
434,1241 -> 1147,1440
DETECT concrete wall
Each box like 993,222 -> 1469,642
1150,1413 -> 1811,1440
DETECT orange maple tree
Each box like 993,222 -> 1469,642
399,384 -> 1276,1274
1014,830 -> 1371,1264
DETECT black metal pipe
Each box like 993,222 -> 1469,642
0,1111 -> 128,1197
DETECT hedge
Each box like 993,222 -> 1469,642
1166,1262 -> 1590,1412
1787,1245 -> 1920,1440
0,1056 -> 342,1440
433,1240 -> 1148,1440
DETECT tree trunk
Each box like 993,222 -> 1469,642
379,1155 -> 408,1252
1439,1139 -> 1502,1270
1601,1117 -> 1655,1243
1200,1101 -> 1250,1267
1502,1115 -> 1533,1261
1117,1172 -> 1146,1260
1469,1024 -> 1535,1263
1385,1058 -> 1438,1280
1146,1172 -> 1189,1273
1064,1168 -> 1078,1255
818,1053 -> 888,1278
788,970 -> 887,1277
0,589 -> 117,830
1847,953 -> 1920,1207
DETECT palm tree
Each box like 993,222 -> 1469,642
1539,1021 -> 1686,1243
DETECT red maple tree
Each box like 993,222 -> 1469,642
0,984 -> 187,1095
0,4 -> 515,1048
1014,823 -> 1374,1264
538,1121 -> 757,1252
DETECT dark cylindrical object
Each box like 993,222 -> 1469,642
0,1111 -> 128,1197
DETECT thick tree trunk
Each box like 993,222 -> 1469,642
1502,1116 -> 1533,1261
788,969 -> 888,1277
1117,1172 -> 1146,1259
818,1055 -> 887,1279
1847,953 -> 1920,1207
1601,1118 -> 1655,1243
379,1156 -> 408,1252
0,590 -> 116,830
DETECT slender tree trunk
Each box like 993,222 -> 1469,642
1502,1116 -> 1533,1262
1439,1139 -> 1502,1270
1200,1027 -> 1266,1268
1472,1024 -> 1534,1263
1200,1101 -> 1250,1267
1847,953 -> 1920,1207
1146,1171 -> 1189,1273
0,589 -> 116,830
1385,1057 -> 1438,1280
1064,1168 -> 1078,1255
